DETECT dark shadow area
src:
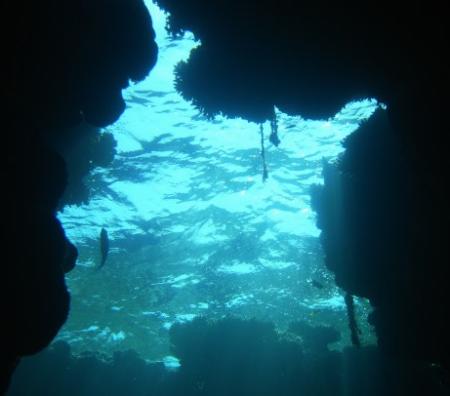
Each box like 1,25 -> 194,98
2,0 -> 449,393
153,0 -> 449,378
45,123 -> 118,208
1,0 -> 157,392
155,1 -> 447,124
8,318 -> 449,396
311,108 -> 450,370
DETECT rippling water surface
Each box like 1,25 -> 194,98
57,1 -> 378,361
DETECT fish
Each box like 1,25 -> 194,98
311,279 -> 324,289
98,228 -> 109,269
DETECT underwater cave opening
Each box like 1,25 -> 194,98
54,0 -> 380,364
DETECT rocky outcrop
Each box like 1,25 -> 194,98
155,0 -> 449,369
0,0 -> 158,392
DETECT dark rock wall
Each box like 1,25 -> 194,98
154,0 -> 449,371
2,0 -> 449,392
8,320 -> 449,396
311,108 -> 449,368
44,123 -> 118,208
155,0 -> 447,124
1,0 -> 157,393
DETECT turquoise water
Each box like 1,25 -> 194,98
57,1 -> 378,364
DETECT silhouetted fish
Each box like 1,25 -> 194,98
311,280 -> 324,289
98,228 -> 109,269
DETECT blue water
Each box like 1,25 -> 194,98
57,1 -> 378,363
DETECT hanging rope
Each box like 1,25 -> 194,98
344,293 -> 361,347
269,110 -> 281,147
260,124 -> 268,182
